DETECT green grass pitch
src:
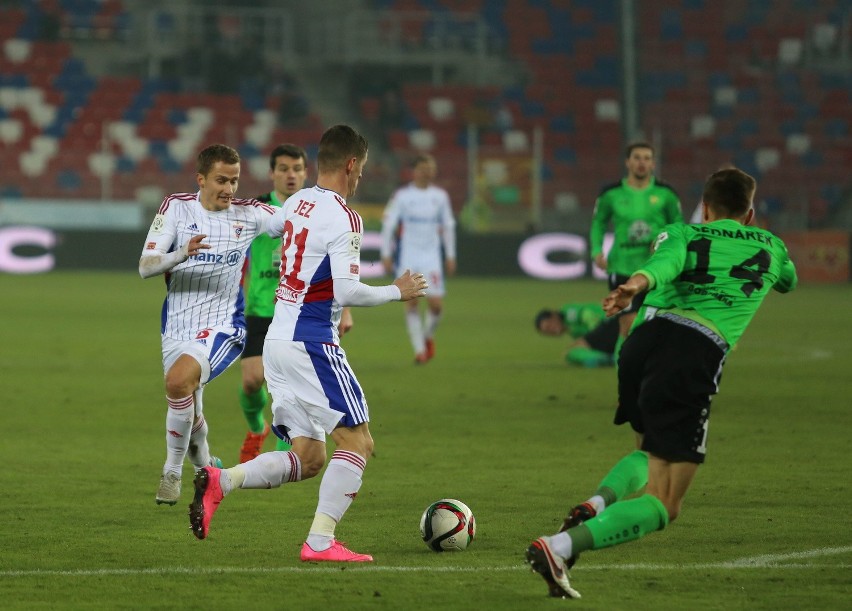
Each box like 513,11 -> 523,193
1,272 -> 850,609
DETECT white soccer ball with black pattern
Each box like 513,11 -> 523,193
419,498 -> 476,552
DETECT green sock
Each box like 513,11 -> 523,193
275,437 -> 292,451
566,347 -> 613,367
571,493 -> 669,553
596,450 -> 648,506
239,387 -> 268,433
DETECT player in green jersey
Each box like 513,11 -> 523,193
526,168 -> 797,599
535,303 -> 618,367
238,144 -> 354,462
590,142 -> 683,353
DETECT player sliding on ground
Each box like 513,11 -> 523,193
525,167 -> 797,598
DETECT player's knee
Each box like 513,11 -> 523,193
164,373 -> 195,399
242,376 -> 264,395
296,451 -> 326,479
363,436 -> 375,459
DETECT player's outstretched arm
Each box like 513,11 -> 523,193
394,269 -> 428,301
139,234 -> 210,278
602,274 -> 649,317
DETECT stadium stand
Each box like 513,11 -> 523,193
0,0 -> 849,231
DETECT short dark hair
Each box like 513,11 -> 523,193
702,167 -> 756,219
625,141 -> 654,158
411,153 -> 434,168
269,143 -> 308,170
197,144 -> 240,176
317,125 -> 368,173
535,309 -> 557,330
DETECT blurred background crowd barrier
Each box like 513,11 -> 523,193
0,0 -> 849,281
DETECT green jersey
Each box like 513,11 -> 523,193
244,191 -> 283,318
560,303 -> 606,338
590,177 -> 683,276
634,220 -> 798,348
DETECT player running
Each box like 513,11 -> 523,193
189,125 -> 427,562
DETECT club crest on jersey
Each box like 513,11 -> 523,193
151,214 -> 166,233
146,241 -> 157,250
350,264 -> 359,274
233,222 -> 244,238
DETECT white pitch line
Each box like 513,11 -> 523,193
1,546 -> 850,578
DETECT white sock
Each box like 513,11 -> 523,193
313,450 -> 366,525
588,494 -> 606,515
306,449 -> 366,553
235,451 -> 302,489
164,395 -> 193,475
306,514 -> 337,551
550,531 -> 574,560
187,415 -> 210,469
405,309 -> 425,354
424,309 -> 442,338
219,466 -> 240,495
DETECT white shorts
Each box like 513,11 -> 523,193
263,339 -> 370,443
162,325 -> 246,386
397,263 -> 445,297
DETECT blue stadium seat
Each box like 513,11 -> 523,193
57,169 -> 83,190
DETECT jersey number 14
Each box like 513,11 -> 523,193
680,237 -> 771,297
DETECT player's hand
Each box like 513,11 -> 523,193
602,285 -> 636,316
593,253 -> 607,271
181,234 -> 210,259
602,275 -> 648,316
382,257 -> 394,276
338,307 -> 354,336
394,269 -> 428,301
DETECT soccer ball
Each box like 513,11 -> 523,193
419,499 -> 476,552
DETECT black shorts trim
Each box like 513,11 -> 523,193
242,316 -> 272,359
614,318 -> 726,463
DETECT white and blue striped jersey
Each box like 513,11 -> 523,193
266,185 -> 364,345
141,192 -> 275,340
380,182 -> 456,272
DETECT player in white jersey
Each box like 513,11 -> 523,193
139,144 -> 275,507
189,125 -> 428,562
380,153 -> 457,363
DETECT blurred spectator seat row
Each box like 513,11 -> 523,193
0,5 -> 323,201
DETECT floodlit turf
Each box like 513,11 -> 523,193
1,271 -> 850,609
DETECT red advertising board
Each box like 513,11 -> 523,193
779,231 -> 850,283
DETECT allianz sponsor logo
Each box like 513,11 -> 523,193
189,249 -> 243,266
